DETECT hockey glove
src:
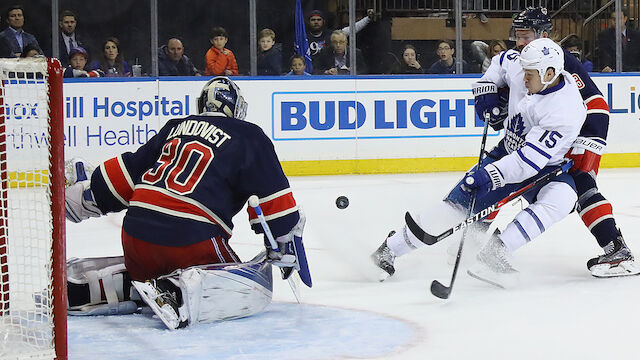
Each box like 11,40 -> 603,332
462,164 -> 505,197
472,81 -> 507,130
65,157 -> 95,186
65,180 -> 102,223
564,136 -> 606,175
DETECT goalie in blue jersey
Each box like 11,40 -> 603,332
64,77 -> 311,329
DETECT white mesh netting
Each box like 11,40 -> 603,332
0,58 -> 56,360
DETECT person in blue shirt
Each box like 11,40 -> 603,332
427,40 -> 471,74
0,5 -> 41,57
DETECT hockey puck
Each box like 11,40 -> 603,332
336,196 -> 349,209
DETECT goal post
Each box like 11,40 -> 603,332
0,58 -> 67,360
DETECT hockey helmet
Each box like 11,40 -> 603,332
510,7 -> 553,41
197,76 -> 248,120
520,38 -> 564,91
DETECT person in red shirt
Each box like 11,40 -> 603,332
204,26 -> 238,76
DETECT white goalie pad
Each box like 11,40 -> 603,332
67,256 -> 138,315
169,253 -> 273,326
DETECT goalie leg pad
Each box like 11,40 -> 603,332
67,256 -> 138,315
173,257 -> 273,325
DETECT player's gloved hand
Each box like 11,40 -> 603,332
472,81 -> 506,130
461,164 -> 505,197
266,209 -> 306,279
564,136 -> 605,175
65,158 -> 95,186
65,180 -> 102,223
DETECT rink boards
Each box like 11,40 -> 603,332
58,74 -> 640,175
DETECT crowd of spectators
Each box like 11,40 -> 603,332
1,3 -> 638,77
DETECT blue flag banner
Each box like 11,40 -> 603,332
294,0 -> 313,72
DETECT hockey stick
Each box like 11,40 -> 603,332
429,114 -> 491,299
248,195 -> 302,303
405,159 -> 573,246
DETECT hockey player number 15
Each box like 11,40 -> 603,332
538,130 -> 563,148
142,138 -> 214,195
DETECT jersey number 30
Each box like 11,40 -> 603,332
142,138 -> 214,195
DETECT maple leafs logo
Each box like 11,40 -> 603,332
505,113 -> 526,152
542,47 -> 550,55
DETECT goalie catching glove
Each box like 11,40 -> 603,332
472,81 -> 508,131
64,158 -> 102,223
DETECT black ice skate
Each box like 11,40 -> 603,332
587,232 -> 640,278
467,230 -> 519,289
371,231 -> 397,282
132,278 -> 188,330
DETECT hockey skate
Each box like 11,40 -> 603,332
132,279 -> 188,330
587,233 -> 640,278
371,231 -> 397,282
467,231 -> 519,289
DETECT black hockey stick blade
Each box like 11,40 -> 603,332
430,279 -> 452,299
404,212 -> 452,245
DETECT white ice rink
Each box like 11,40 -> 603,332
66,168 -> 640,359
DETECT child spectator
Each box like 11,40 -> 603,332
19,43 -> 41,57
257,28 -> 282,76
64,47 -> 102,78
285,54 -> 311,76
204,26 -> 238,76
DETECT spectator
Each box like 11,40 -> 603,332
257,28 -> 282,76
204,26 -> 238,76
470,39 -> 508,73
427,40 -> 471,74
19,42 -> 40,57
158,38 -> 200,76
0,35 -> 12,58
90,37 -> 131,77
285,54 -> 311,76
488,40 -> 508,58
314,30 -> 368,75
0,5 -> 41,57
562,34 -> 593,72
58,10 -> 89,68
389,44 -> 424,74
597,7 -> 640,72
64,47 -> 103,78
307,9 -> 374,66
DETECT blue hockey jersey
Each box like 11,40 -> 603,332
90,113 -> 300,247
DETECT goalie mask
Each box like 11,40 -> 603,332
510,7 -> 552,41
197,76 -> 248,120
520,38 -> 564,91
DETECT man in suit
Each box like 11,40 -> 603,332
313,30 -> 368,75
0,5 -> 40,57
597,7 -> 640,72
58,10 -> 89,67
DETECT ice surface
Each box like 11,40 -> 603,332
66,169 -> 640,359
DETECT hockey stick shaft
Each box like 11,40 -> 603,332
430,114 -> 491,299
248,195 -> 302,303
406,159 -> 573,246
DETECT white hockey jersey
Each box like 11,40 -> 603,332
481,49 -> 527,123
490,71 -> 586,184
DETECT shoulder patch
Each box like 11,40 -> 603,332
572,73 -> 585,89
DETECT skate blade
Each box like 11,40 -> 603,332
467,264 -> 519,289
378,271 -> 391,282
590,260 -> 640,278
132,281 -> 181,330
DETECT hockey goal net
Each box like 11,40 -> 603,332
0,58 -> 66,359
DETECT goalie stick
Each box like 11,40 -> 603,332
405,159 -> 573,247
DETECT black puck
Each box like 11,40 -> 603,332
336,196 -> 349,209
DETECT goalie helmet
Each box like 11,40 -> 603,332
197,76 -> 248,120
510,7 -> 553,41
520,38 -> 564,90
